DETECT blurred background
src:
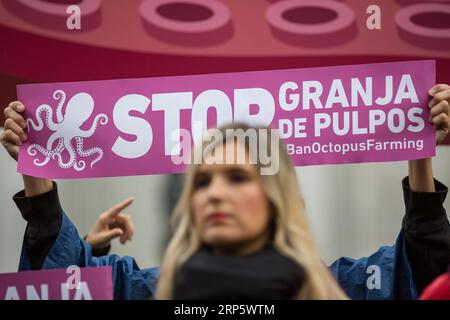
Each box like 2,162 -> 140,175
1,0 -> 449,272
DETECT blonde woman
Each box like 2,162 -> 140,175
1,84 -> 450,299
157,124 -> 346,299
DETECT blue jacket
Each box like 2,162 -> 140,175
18,211 -> 418,300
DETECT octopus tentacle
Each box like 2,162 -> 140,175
52,153 -> 71,169
27,138 -> 65,166
53,90 -> 66,123
46,133 -> 60,151
27,144 -> 51,158
75,137 -> 103,169
26,104 -> 58,132
28,143 -> 54,167
53,139 -> 85,171
79,114 -> 108,138
53,138 -> 65,154
73,159 -> 86,171
35,156 -> 51,167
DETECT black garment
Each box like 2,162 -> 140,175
12,177 -> 450,294
173,245 -> 305,299
12,182 -> 111,262
13,182 -> 62,270
401,177 -> 450,293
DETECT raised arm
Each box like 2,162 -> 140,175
2,101 -> 157,299
408,84 -> 450,192
403,84 -> 450,293
2,101 -> 53,196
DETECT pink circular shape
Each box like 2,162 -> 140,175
139,0 -> 233,47
396,0 -> 450,6
2,0 -> 102,31
265,0 -> 357,48
395,4 -> 450,50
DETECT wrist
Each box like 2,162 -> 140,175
22,175 -> 54,197
408,158 -> 435,192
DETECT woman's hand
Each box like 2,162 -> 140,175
1,101 -> 27,161
1,101 -> 53,196
85,197 -> 135,250
428,84 -> 450,145
408,84 -> 450,192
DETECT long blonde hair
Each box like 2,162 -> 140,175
156,124 -> 348,299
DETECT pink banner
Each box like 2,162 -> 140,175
17,60 -> 435,179
0,267 -> 113,300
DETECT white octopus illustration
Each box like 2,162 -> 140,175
26,90 -> 108,171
